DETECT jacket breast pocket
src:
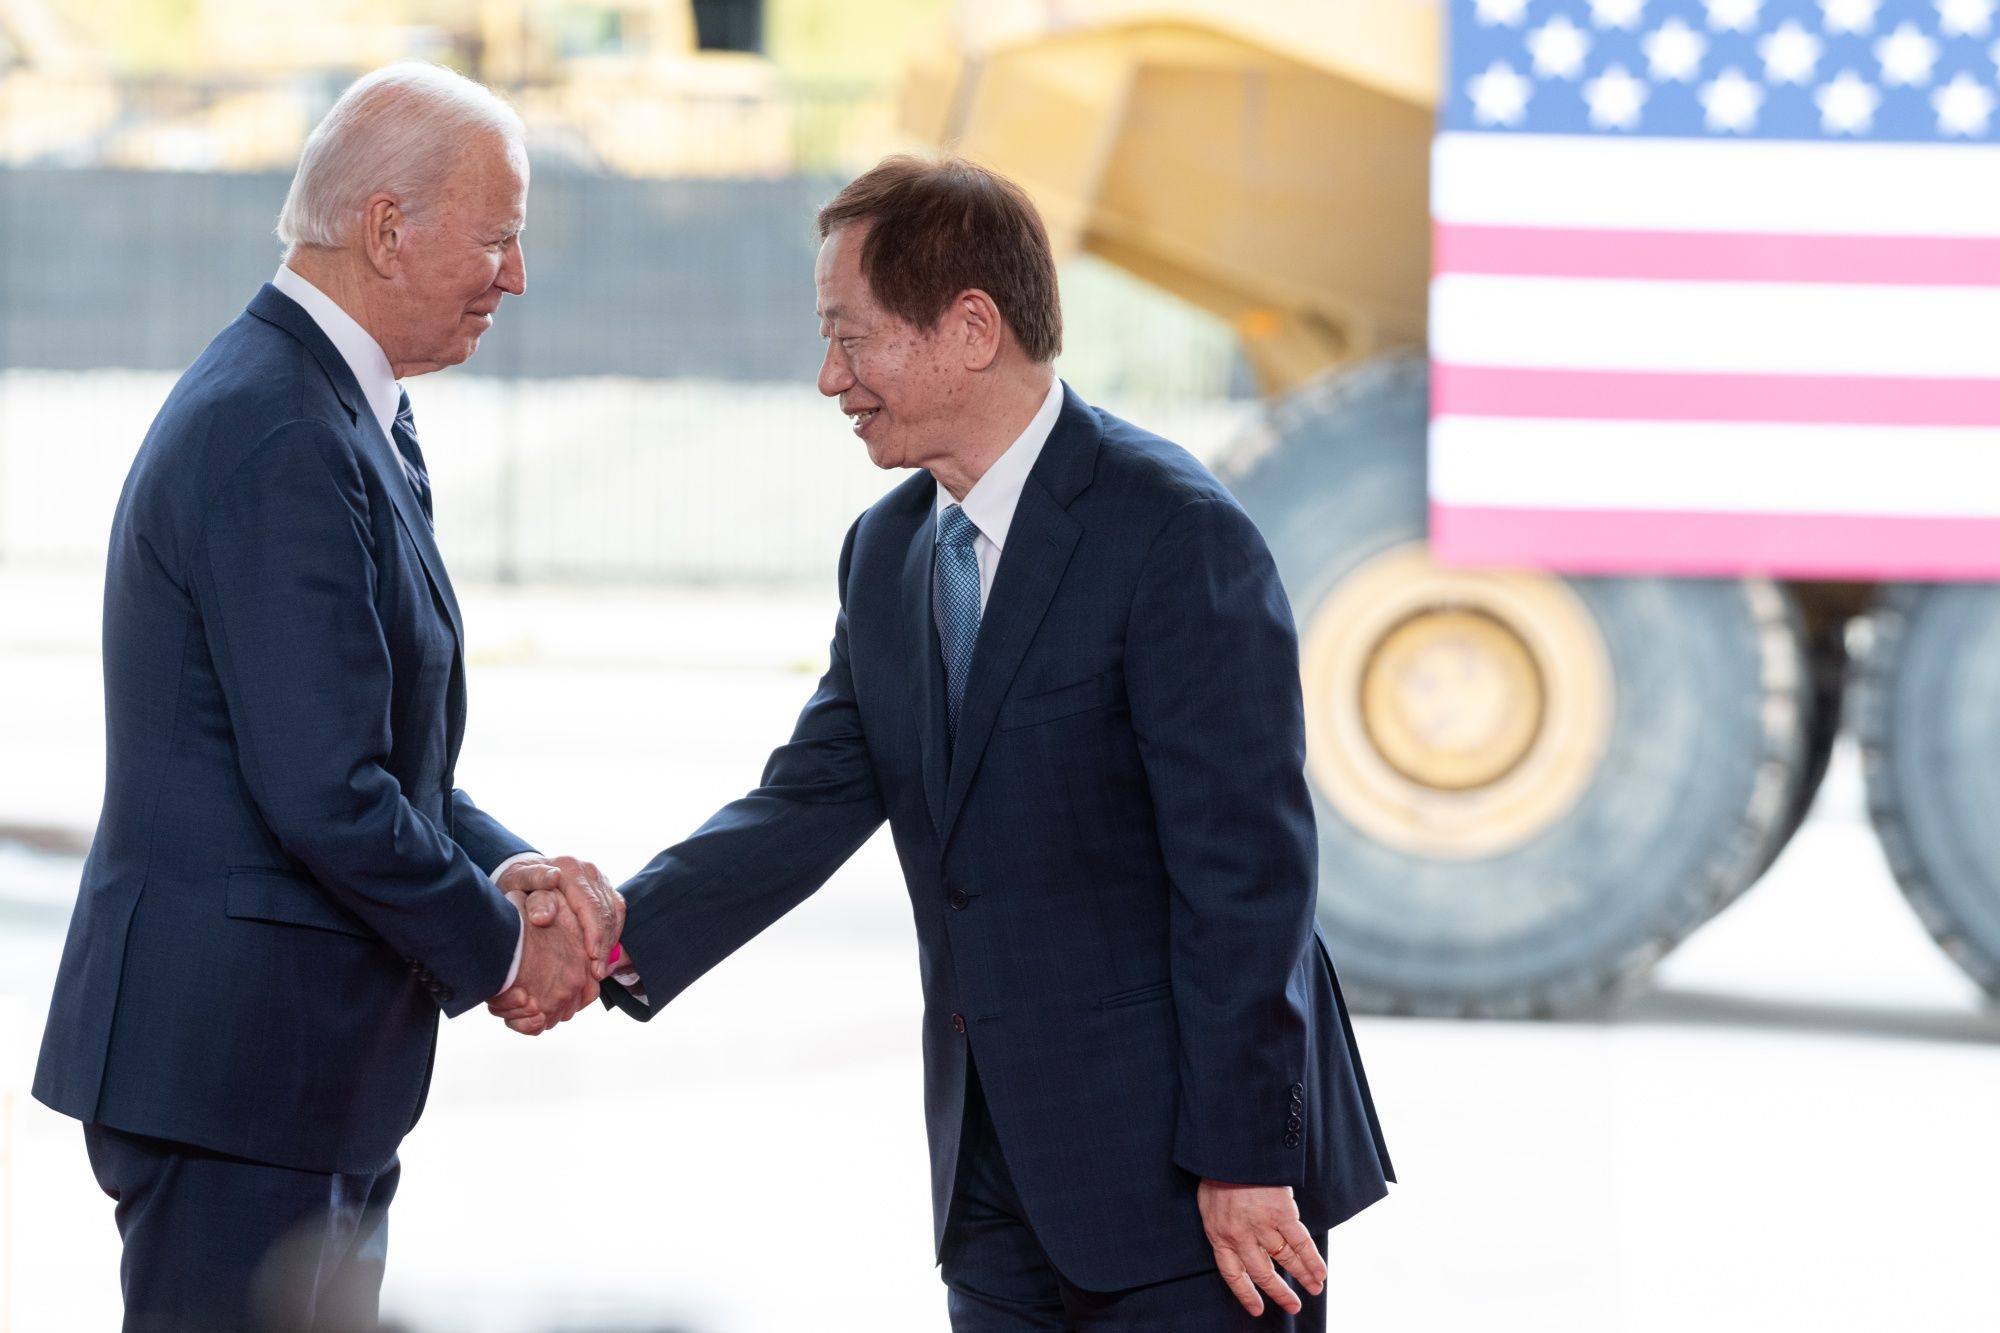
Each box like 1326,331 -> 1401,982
225,869 -> 375,939
999,671 -> 1113,731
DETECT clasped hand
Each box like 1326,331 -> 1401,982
487,855 -> 624,1035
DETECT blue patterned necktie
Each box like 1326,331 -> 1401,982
392,389 -> 434,525
933,503 -> 982,748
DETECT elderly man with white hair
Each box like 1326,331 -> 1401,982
33,63 -> 622,1332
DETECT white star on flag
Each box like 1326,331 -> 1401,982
1468,60 -> 1534,125
1875,22 -> 1940,84
1698,66 -> 1766,130
1933,70 -> 1998,134
1760,20 -> 1824,84
1584,63 -> 1650,127
1816,68 -> 1882,133
1589,0 -> 1647,31
1702,0 -> 1762,31
1820,0 -> 1882,33
1528,15 -> 1594,79
1473,0 -> 1532,25
1643,17 -> 1708,81
1937,0 -> 1996,36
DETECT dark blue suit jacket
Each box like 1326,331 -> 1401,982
34,285 -> 532,1175
610,387 -> 1392,1292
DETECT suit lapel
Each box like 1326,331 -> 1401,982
939,480 -> 1080,841
247,285 -> 467,662
901,496 -> 951,842
936,386 -> 1101,844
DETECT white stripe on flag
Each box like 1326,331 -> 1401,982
1430,417 -> 2000,517
1432,133 -> 2000,238
1429,274 -> 2000,378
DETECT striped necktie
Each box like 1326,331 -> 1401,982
391,389 -> 434,525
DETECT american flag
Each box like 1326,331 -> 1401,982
1429,0 -> 2000,578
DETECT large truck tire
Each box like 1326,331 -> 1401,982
1216,356 -> 1813,1016
1749,592 -> 1851,883
1851,585 -> 2000,997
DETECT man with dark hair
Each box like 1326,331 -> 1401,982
499,154 -> 1392,1329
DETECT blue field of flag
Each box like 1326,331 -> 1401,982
1445,0 -> 1999,142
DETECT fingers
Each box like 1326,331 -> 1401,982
1240,1256 -> 1304,1320
524,885 -> 562,927
487,986 -> 538,1020
1269,1222 -> 1327,1297
1211,1245 -> 1264,1318
553,860 -> 619,978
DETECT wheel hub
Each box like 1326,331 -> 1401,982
1300,544 -> 1613,859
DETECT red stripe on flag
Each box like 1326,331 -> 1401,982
1433,222 -> 2000,286
1431,364 -> 2000,427
1431,504 -> 2000,581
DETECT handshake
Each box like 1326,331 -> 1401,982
487,855 -> 628,1035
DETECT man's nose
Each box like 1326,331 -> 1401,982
818,342 -> 852,398
499,237 -> 526,296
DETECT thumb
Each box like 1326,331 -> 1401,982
526,889 -> 561,926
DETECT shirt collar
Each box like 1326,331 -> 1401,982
272,264 -> 402,444
934,376 -> 1066,552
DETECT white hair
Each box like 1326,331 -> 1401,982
277,62 -> 524,251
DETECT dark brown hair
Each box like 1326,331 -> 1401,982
817,155 -> 1062,363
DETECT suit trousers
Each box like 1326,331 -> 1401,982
83,1124 -> 398,1333
939,1062 -> 1327,1332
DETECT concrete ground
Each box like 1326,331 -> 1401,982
2,567 -> 1996,1333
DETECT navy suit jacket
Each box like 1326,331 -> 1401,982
610,387 -> 1392,1292
34,285 -> 532,1175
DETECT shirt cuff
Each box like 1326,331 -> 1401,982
611,947 -> 649,1006
489,852 -> 541,994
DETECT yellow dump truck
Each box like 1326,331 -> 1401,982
905,0 -> 1999,1016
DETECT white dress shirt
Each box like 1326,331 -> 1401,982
932,375 -> 1066,609
271,265 -> 534,991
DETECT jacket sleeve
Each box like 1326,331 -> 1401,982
191,420 -> 520,1014
608,518 -> 887,1020
1124,495 -> 1318,1186
449,788 -> 536,873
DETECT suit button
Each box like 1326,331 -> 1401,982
950,1013 -> 966,1034
1284,1132 -> 1301,1149
1290,1082 -> 1304,1096
1287,1114 -> 1303,1133
949,890 -> 969,911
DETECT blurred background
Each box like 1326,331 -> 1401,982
3,0 -> 1997,1329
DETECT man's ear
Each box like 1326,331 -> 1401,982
957,288 -> 1003,372
362,193 -> 404,278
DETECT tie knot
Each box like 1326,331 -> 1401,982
937,504 -> 978,549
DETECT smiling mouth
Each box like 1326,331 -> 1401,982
848,408 -> 879,431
